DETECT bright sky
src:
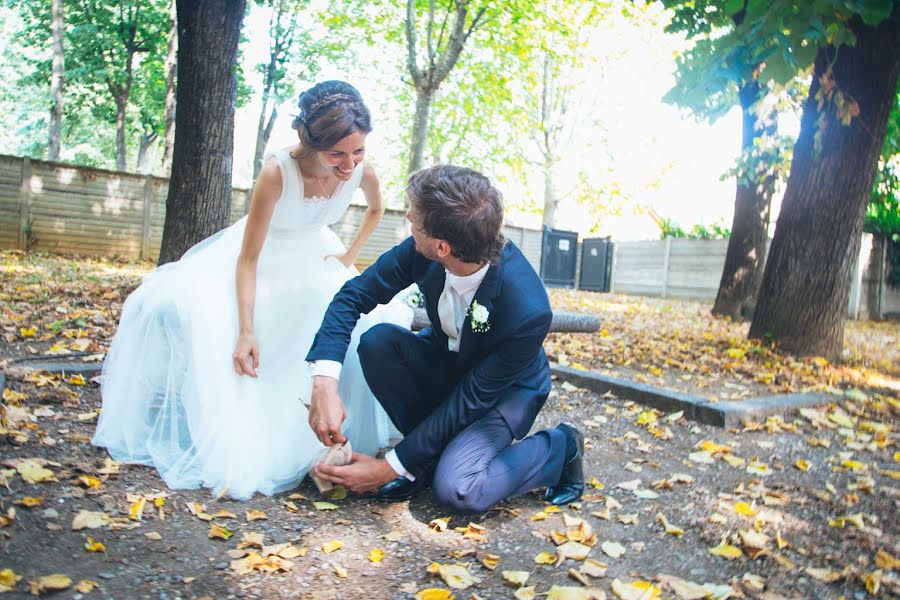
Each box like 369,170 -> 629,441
232,3 -> 798,241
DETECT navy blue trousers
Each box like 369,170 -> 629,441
358,323 -> 567,514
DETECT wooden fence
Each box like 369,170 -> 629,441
0,154 -> 542,271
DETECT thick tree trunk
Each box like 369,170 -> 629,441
408,88 -> 434,176
158,0 -> 245,265
161,3 -> 178,177
542,159 -> 557,227
712,82 -> 775,321
49,0 -> 64,161
749,13 -> 900,360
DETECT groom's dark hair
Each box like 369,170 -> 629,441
406,165 -> 506,264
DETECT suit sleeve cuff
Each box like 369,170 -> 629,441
385,449 -> 415,482
310,360 -> 342,380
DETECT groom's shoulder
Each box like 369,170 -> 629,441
499,241 -> 550,309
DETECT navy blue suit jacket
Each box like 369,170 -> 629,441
306,236 -> 552,473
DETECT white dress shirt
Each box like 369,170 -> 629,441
310,262 -> 491,480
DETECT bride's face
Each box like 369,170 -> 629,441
317,130 -> 367,180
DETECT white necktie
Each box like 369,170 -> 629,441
438,279 -> 458,344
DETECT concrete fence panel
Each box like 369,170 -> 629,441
0,155 -> 542,274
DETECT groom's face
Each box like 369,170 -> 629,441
406,206 -> 441,261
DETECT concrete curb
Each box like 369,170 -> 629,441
3,361 -> 103,381
551,365 -> 835,428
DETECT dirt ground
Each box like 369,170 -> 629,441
1,251 -> 899,599
1,372 -> 898,599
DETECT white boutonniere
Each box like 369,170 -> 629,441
468,300 -> 491,333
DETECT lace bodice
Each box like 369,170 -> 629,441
267,148 -> 364,235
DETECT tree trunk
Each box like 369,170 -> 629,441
542,158 -> 557,227
49,0 -> 64,161
158,0 -> 246,265
136,132 -> 158,174
161,2 -> 178,177
115,95 -> 128,171
712,81 -> 775,321
748,13 -> 900,360
408,87 -> 434,176
253,105 -> 277,182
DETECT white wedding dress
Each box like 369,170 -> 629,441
93,149 -> 411,500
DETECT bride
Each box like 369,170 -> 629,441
93,81 -> 411,500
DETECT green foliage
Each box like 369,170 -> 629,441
866,92 -> 900,236
659,217 -> 730,239
721,132 -> 794,188
865,91 -> 900,285
2,0 -> 172,168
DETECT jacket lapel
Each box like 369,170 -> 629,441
457,254 -> 504,359
420,262 -> 447,340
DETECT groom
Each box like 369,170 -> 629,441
306,165 -> 584,514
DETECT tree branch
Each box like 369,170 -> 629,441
405,0 -> 422,86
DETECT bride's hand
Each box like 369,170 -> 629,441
233,333 -> 260,378
325,253 -> 354,268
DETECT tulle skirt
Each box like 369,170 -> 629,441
92,216 -> 412,500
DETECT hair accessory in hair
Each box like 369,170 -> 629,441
308,93 -> 357,114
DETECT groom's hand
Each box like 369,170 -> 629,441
315,452 -> 398,493
309,376 -> 347,446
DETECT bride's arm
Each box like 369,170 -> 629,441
339,163 -> 384,267
233,158 -> 282,377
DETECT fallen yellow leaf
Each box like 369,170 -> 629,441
548,585 -> 606,599
369,549 -> 385,563
534,551 -> 557,565
734,502 -> 758,517
17,460 -> 57,484
129,497 -> 147,521
862,570 -> 882,594
794,459 -> 811,472
28,574 -> 72,595
67,374 -> 86,385
557,541 -> 591,561
208,524 -> 234,540
414,589 -> 454,600
0,568 -> 22,593
708,541 -> 743,560
313,502 -> 338,511
876,549 -> 899,570
74,579 -> 97,593
502,570 -> 530,586
321,540 -> 343,553
2,389 -> 27,403
428,563 -> 480,589
655,512 -> 684,537
842,459 -> 868,472
71,510 -> 109,530
429,517 -> 451,531
77,475 -> 102,490
481,554 -> 500,570
600,541 -> 626,558
245,509 -> 268,521
84,536 -> 106,553
14,496 -> 43,508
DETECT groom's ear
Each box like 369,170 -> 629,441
435,240 -> 453,260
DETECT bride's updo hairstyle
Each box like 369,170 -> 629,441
291,81 -> 372,151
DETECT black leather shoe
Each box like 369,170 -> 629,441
376,476 -> 428,502
544,423 -> 584,505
